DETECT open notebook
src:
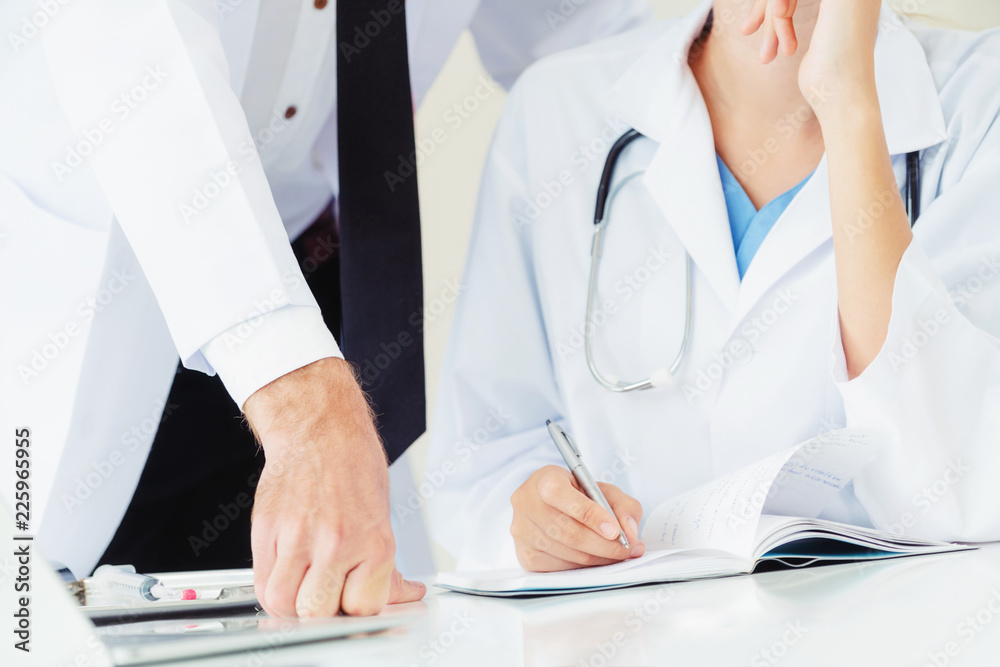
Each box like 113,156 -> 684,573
437,429 -> 971,596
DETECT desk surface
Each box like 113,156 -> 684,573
162,545 -> 1000,667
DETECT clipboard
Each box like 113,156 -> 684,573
94,608 -> 417,666
79,567 -> 422,665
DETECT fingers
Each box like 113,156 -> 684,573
535,470 -> 619,541
534,503 -> 632,560
759,9 -> 780,63
251,522 -> 277,615
516,546 -> 590,573
255,528 -> 403,617
340,557 -> 393,616
295,560 -> 346,618
598,482 -> 644,552
517,517 -> 622,568
774,18 -> 798,57
743,0 -> 798,62
771,0 -> 793,18
262,541 -> 309,617
741,0 -> 768,35
773,0 -> 798,57
387,568 -> 428,605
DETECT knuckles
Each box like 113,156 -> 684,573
263,583 -> 298,618
298,587 -> 335,617
509,518 -> 527,541
579,502 -> 603,530
535,480 -> 558,505
575,551 -> 607,568
516,547 -> 544,572
535,470 -> 566,505
258,516 -> 395,565
340,596 -> 384,617
252,522 -> 395,618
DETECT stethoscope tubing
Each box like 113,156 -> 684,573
585,129 -> 921,393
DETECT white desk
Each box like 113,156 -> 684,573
148,545 -> 1000,666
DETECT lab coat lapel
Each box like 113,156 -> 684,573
643,97 -> 741,315
609,0 -> 741,315
875,7 -> 949,154
730,3 -> 949,328
732,158 -> 833,328
609,2 -> 949,326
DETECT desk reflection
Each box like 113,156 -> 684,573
140,545 -> 1000,667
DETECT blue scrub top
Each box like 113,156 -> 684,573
716,156 -> 814,280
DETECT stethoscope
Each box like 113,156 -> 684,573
585,129 -> 923,393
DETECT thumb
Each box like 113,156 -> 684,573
387,568 -> 426,605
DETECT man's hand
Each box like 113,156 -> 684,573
511,465 -> 644,572
243,357 -> 425,617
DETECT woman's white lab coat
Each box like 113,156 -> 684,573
427,1 -> 1000,571
0,0 -> 653,578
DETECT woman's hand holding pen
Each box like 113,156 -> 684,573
511,466 -> 644,572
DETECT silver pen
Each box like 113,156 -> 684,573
546,420 -> 629,550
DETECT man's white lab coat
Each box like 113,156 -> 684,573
0,0 -> 653,577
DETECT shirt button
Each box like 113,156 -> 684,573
314,0 -> 327,8
284,106 -> 297,119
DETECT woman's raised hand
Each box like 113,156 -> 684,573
741,0 -> 800,63
741,0 -> 884,117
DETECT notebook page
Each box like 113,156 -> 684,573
640,429 -> 886,560
640,447 -> 800,558
762,429 -> 886,518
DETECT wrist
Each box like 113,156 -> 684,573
244,357 -> 375,458
813,79 -> 881,131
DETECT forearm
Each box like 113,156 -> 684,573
822,87 -> 913,379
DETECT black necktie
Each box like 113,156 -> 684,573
336,0 -> 425,463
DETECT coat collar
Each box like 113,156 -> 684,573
607,0 -> 948,319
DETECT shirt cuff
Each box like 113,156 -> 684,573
200,305 -> 343,409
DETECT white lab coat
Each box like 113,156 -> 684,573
427,1 -> 1000,571
0,0 -> 653,578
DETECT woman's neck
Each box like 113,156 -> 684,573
690,1 -> 826,208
